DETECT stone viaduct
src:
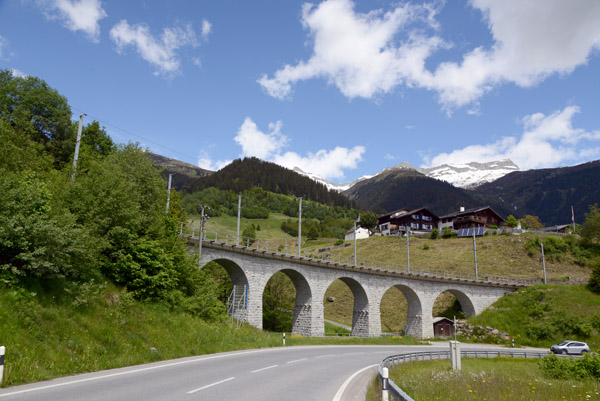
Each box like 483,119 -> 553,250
190,238 -> 523,339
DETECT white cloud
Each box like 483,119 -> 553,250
259,0 -> 600,110
201,19 -> 212,39
384,154 -> 395,160
258,0 -> 444,100
0,35 -> 7,59
426,0 -> 600,108
43,0 -> 107,42
197,150 -> 231,171
109,20 -> 199,76
234,117 -> 289,159
273,146 -> 365,180
10,68 -> 28,78
234,117 -> 365,180
424,106 -> 600,170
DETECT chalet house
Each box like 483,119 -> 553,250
541,224 -> 572,234
344,226 -> 372,241
377,207 -> 439,235
438,206 -> 505,230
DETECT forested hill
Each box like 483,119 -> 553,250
186,157 -> 355,209
472,159 -> 600,225
343,169 -> 481,215
149,153 -> 212,190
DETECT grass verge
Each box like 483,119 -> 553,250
0,286 -> 421,388
367,358 -> 600,401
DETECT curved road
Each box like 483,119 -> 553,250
0,343 -> 542,401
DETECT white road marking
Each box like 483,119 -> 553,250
251,365 -> 278,373
187,377 -> 235,394
0,345 -> 407,398
0,348 -> 279,398
315,354 -> 335,358
286,358 -> 307,364
332,364 -> 378,401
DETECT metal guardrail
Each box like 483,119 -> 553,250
183,229 -> 544,287
378,350 -> 550,401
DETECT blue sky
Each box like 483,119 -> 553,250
1,0 -> 600,184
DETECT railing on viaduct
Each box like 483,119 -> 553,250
186,231 -> 534,287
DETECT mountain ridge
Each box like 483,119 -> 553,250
294,159 -> 520,191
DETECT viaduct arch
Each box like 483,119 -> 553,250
195,240 -> 520,338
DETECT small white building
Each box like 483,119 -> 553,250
344,226 -> 371,241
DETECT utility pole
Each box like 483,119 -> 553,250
71,113 -> 86,183
198,205 -> 205,266
165,174 -> 173,214
473,230 -> 478,280
298,197 -> 302,257
406,226 -> 410,272
236,194 -> 242,246
571,205 -> 576,233
541,243 -> 547,284
354,213 -> 360,266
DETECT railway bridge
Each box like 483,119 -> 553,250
189,237 -> 524,338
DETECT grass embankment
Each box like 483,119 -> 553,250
367,358 -> 600,401
192,213 -> 593,279
0,286 -> 419,388
470,284 -> 600,350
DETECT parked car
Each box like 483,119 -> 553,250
550,341 -> 590,355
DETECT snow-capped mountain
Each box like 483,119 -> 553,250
293,159 -> 519,192
415,159 -> 520,188
292,167 -> 375,192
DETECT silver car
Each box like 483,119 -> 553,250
550,341 -> 590,355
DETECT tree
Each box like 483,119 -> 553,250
588,261 -> 600,294
359,211 -> 378,231
506,215 -> 519,228
0,119 -> 52,173
80,120 -> 114,158
581,204 -> 600,242
519,215 -> 543,230
0,69 -> 74,165
0,171 -> 97,281
242,224 -> 256,244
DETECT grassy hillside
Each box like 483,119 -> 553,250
310,234 -> 593,279
471,284 -> 600,349
0,285 -> 422,388
195,213 -> 594,279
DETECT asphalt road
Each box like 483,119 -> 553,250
0,343 -> 537,401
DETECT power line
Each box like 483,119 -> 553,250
69,104 -> 200,165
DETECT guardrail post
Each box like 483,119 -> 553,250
450,341 -> 461,371
283,332 -> 286,346
0,346 -> 5,385
381,367 -> 389,401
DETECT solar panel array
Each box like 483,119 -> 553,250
457,227 -> 486,238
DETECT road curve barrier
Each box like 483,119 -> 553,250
377,349 -> 551,401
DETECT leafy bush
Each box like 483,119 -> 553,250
540,353 -> 600,380
430,228 -> 438,239
441,227 -> 457,239
588,261 -> 600,294
280,219 -> 298,237
242,224 -> 256,244
0,171 -> 97,281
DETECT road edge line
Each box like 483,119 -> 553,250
332,364 -> 378,401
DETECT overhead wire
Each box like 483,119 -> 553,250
69,104 -> 199,165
